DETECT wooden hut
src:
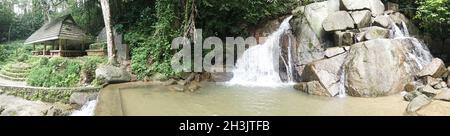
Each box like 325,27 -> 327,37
24,14 -> 91,57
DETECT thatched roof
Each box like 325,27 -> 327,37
25,15 -> 89,44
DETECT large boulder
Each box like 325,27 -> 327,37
363,26 -> 390,40
291,2 -> 330,67
292,1 -> 331,38
368,0 -> 385,16
300,52 -> 347,97
345,39 -> 417,97
322,11 -> 355,31
95,65 -> 131,84
350,10 -> 372,28
294,81 -> 331,97
417,58 -> 447,78
341,0 -> 385,16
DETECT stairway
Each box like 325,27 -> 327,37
0,62 -> 31,82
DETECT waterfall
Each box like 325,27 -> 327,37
391,21 -> 433,74
70,100 -> 97,116
401,21 -> 410,37
227,16 -> 293,87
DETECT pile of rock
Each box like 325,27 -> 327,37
403,58 -> 450,115
291,0 -> 433,98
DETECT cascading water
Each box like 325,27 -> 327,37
227,16 -> 293,87
70,100 -> 97,116
391,21 -> 433,73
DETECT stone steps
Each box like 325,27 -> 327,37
3,67 -> 29,73
0,73 -> 26,81
0,70 -> 27,78
0,62 -> 31,82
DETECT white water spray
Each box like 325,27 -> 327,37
70,100 -> 97,116
227,16 -> 293,87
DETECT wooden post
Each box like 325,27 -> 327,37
59,39 -> 62,57
43,44 -> 47,56
59,39 -> 62,50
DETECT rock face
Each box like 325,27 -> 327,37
290,1 -> 330,70
300,52 -> 347,97
323,11 -> 355,31
417,58 -> 447,78
350,10 -> 372,28
406,94 -> 431,113
345,39 -> 415,97
363,26 -> 389,40
294,81 -> 330,97
95,65 -> 131,84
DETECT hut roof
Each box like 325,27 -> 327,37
25,15 -> 89,44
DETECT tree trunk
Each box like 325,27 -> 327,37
8,23 -> 12,42
100,0 -> 116,65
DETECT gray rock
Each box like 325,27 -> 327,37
368,0 -> 385,16
350,10 -> 372,28
323,11 -> 355,31
341,0 -> 371,11
404,91 -> 423,101
433,81 -> 447,89
95,65 -> 131,84
345,39 -> 418,97
434,88 -> 450,101
417,58 -> 447,78
69,92 -> 98,106
294,81 -> 331,97
423,76 -> 442,86
355,31 -> 366,42
301,52 -> 347,97
418,85 -> 441,97
325,47 -> 346,58
290,2 -> 328,66
363,26 -> 389,40
334,31 -> 354,47
406,94 -> 431,113
373,15 -> 392,28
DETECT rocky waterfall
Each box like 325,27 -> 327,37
227,0 -> 439,100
